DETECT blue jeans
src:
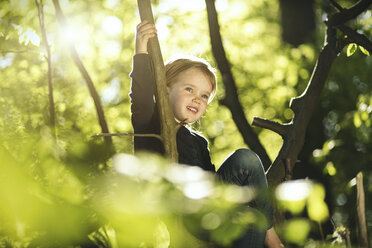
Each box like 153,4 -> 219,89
217,149 -> 273,248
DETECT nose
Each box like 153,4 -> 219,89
193,95 -> 201,104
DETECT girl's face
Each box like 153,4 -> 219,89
168,68 -> 212,124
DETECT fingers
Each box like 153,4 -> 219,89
135,20 -> 157,54
136,20 -> 150,30
136,20 -> 157,37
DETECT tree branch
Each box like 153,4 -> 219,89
252,117 -> 291,138
338,25 -> 372,54
329,0 -> 345,12
0,50 -> 42,54
91,132 -> 162,140
257,25 -> 340,187
52,0 -> 113,147
137,0 -> 178,163
205,0 -> 272,170
326,0 -> 372,26
253,0 -> 371,187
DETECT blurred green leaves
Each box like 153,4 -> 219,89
0,134 -> 271,247
282,218 -> 311,245
276,180 -> 329,222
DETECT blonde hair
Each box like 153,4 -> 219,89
165,55 -> 217,102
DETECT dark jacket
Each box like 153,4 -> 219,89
129,54 -> 215,172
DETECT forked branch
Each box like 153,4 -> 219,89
253,0 -> 372,187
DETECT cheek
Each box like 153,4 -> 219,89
200,103 -> 208,113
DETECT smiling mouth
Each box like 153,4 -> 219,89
187,106 -> 198,113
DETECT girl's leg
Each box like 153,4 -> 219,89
217,148 -> 273,248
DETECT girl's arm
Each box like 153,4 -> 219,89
129,21 -> 158,131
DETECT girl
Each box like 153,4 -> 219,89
130,20 -> 283,248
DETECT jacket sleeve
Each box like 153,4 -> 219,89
197,133 -> 216,172
129,54 -> 156,131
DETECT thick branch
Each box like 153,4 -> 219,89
205,0 -> 271,170
36,0 -> 55,138
52,0 -> 113,147
264,26 -> 340,187
137,0 -> 178,163
327,0 -> 372,26
258,2 -> 371,188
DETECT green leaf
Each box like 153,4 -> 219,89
307,184 -> 329,222
359,46 -> 370,56
353,113 -> 362,128
346,43 -> 357,57
283,219 -> 311,244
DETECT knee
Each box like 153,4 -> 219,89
232,148 -> 264,172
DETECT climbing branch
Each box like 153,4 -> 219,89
52,0 -> 113,147
36,0 -> 56,138
137,0 -> 178,163
205,0 -> 272,170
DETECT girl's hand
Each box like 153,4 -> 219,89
135,20 -> 157,54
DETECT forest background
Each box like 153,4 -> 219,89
0,0 -> 371,247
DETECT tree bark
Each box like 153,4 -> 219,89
205,0 -> 272,171
137,0 -> 178,163
52,0 -> 113,147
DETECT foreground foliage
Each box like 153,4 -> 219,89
0,129 -> 354,247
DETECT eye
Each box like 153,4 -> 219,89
185,87 -> 193,92
202,94 -> 209,100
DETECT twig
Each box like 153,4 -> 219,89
36,0 -> 56,138
329,0 -> 344,12
91,132 -> 162,141
0,50 -> 42,54
52,0 -> 113,147
346,229 -> 352,248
